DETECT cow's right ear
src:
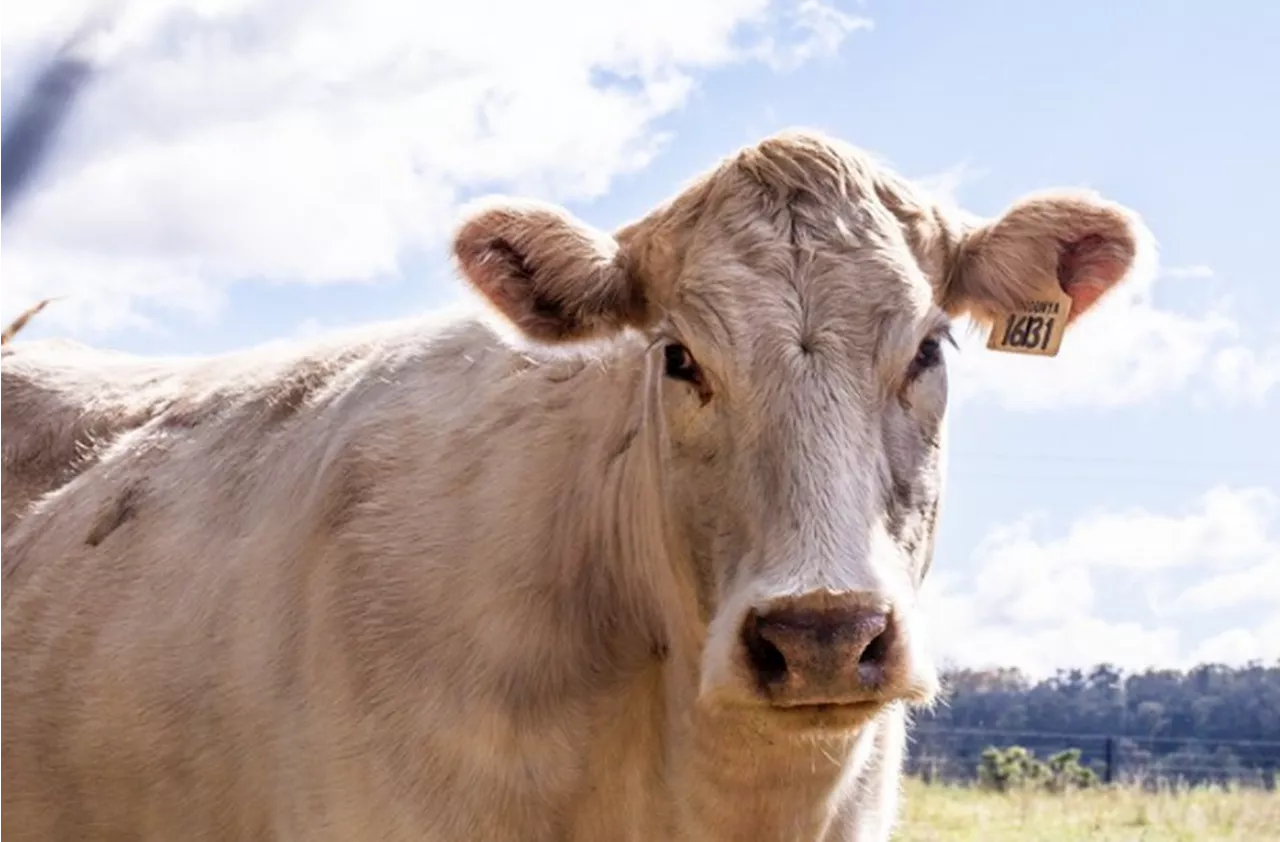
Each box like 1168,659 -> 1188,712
452,197 -> 651,344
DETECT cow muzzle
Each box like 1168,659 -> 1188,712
737,590 -> 909,709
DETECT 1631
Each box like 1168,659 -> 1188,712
997,313 -> 1057,352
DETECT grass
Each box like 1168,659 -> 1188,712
894,777 -> 1280,842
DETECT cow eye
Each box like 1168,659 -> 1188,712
663,342 -> 702,385
908,336 -> 944,380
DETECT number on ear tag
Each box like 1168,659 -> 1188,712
986,281 -> 1074,357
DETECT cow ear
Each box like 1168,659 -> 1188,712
943,190 -> 1155,328
452,197 -> 651,344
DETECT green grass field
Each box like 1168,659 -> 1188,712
895,778 -> 1280,842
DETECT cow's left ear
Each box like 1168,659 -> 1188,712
941,190 -> 1155,328
453,196 -> 652,344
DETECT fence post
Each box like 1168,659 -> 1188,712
1104,736 -> 1115,785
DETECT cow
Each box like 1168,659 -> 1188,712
1,129 -> 1153,842
1,334 -> 374,532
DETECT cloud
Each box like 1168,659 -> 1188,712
1168,559 -> 1280,615
746,0 -> 872,71
919,485 -> 1280,677
1163,264 -> 1215,279
290,316 -> 327,342
947,263 -> 1280,411
1210,343 -> 1280,403
914,162 -> 985,209
1189,618 -> 1280,666
0,0 -> 869,336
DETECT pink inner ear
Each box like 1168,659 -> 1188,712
1057,233 -> 1128,324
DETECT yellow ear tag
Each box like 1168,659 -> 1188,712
986,279 -> 1074,357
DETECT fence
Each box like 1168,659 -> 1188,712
905,725 -> 1280,789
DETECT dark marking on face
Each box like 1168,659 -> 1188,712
85,484 -> 141,547
892,477 -> 913,510
915,497 -> 941,583
607,426 -> 640,465
884,475 -> 914,542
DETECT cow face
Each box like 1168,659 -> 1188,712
453,131 -> 1151,732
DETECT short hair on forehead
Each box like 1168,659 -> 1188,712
662,173 -> 945,374
628,130 -> 922,232
730,130 -> 882,203
690,130 -> 942,260
722,130 -> 940,233
614,129 -> 950,325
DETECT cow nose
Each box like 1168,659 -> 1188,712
740,594 -> 898,706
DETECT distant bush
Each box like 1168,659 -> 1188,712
977,745 -> 1099,793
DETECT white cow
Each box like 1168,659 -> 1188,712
1,129 -> 1152,842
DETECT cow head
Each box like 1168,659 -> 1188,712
451,131 -> 1151,732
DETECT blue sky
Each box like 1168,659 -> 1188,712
3,0 -> 1277,676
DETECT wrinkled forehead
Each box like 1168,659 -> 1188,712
673,174 -> 941,373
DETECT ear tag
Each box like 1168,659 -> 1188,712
986,278 -> 1074,357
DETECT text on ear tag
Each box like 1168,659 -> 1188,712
986,282 -> 1074,357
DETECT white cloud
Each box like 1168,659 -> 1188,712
0,0 -> 869,335
1169,559 -> 1280,615
290,317 -> 327,342
746,0 -> 872,71
1211,343 -> 1280,403
1047,486 -> 1278,572
1163,263 -> 1216,279
1189,618 -> 1280,666
914,162 -> 985,210
920,486 -> 1280,677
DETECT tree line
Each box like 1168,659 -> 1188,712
906,660 -> 1280,787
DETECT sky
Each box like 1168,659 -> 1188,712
2,0 -> 1277,679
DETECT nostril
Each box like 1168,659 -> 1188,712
859,628 -> 890,666
740,603 -> 898,702
742,612 -> 789,688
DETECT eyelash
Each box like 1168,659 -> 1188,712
907,331 -> 953,381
